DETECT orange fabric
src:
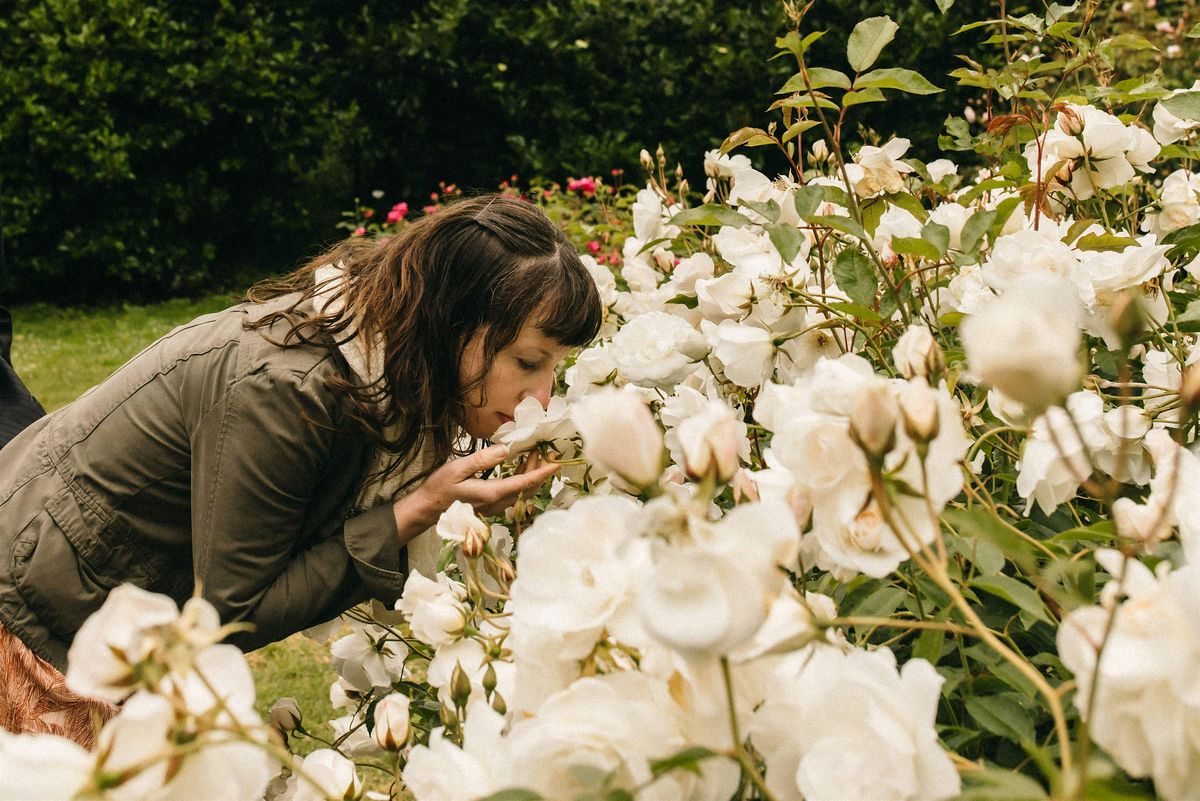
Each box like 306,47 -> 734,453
0,621 -> 117,749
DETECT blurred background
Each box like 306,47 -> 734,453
0,0 -> 1192,302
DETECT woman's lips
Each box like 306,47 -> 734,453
497,412 -> 514,424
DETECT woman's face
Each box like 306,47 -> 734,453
459,315 -> 570,439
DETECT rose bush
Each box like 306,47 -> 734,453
7,2 -> 1200,800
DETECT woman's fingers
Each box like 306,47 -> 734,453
469,461 -> 560,505
458,443 -> 509,478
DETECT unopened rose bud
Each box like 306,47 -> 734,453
731,468 -> 759,503
898,379 -> 940,447
652,247 -> 674,272
496,556 -> 517,584
702,189 -> 717,204
481,662 -> 498,696
892,325 -> 941,380
678,178 -> 690,197
491,692 -> 507,716
655,144 -> 665,166
1058,106 -> 1084,136
787,485 -> 814,530
462,527 -> 486,559
439,703 -> 459,729
450,661 -> 473,707
1108,289 -> 1146,352
849,384 -> 898,463
674,163 -> 684,180
1181,363 -> 1200,414
640,149 -> 653,169
372,693 -> 411,750
811,140 -> 829,163
269,697 -> 302,737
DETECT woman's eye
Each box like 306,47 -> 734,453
517,358 -> 541,372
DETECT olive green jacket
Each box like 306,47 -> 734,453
0,295 -> 406,671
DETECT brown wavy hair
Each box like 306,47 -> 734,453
245,194 -> 603,489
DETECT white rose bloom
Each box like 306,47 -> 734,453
714,224 -> 809,278
609,311 -> 707,389
570,386 -> 665,491
927,200 -> 971,251
1079,235 -> 1171,294
1059,552 -> 1200,801
1143,429 -> 1200,562
331,710 -> 386,758
494,395 -> 576,456
926,158 -> 958,183
92,691 -> 175,798
620,249 -> 661,294
961,275 -> 1084,412
427,629 -> 515,712
564,342 -> 618,398
704,148 -> 754,181
892,324 -> 938,379
1143,169 -> 1200,238
936,263 -> 994,315
162,643 -> 260,724
65,583 -> 180,702
0,730 -> 93,801
751,647 -> 960,801
727,167 -> 776,206
1093,405 -> 1152,485
667,252 -> 716,296
435,499 -> 489,546
293,749 -> 362,801
508,496 -> 644,660
1152,81 -> 1200,145
404,700 -> 514,801
844,137 -> 914,197
733,587 -> 844,663
981,228 -> 1090,302
580,254 -> 618,307
396,571 -> 468,649
331,621 -> 410,692
701,318 -> 775,388
695,269 -> 754,321
632,186 -> 680,243
671,399 -> 749,483
871,205 -> 923,263
1016,391 -> 1107,515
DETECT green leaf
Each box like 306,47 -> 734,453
827,300 -> 881,321
922,222 -> 951,256
965,693 -> 1037,744
569,765 -> 611,788
774,30 -> 827,61
820,184 -> 853,209
649,746 -> 719,777
958,768 -> 1048,800
960,209 -> 997,255
935,0 -> 955,13
833,248 -> 878,307
782,119 -> 820,143
942,508 -> 1039,574
884,191 -> 928,221
1189,22 -> 1200,38
912,624 -> 946,664
669,205 -> 752,228
846,583 -> 905,618
843,88 -> 886,107
719,127 -> 775,153
777,67 -> 852,94
810,214 -> 868,241
766,223 -> 806,264
891,236 -> 941,260
666,293 -> 699,309
971,573 -> 1054,627
847,16 -> 899,72
1076,232 -> 1137,252
742,198 -> 781,223
478,791 -> 543,801
855,67 -> 943,95
793,184 -> 825,219
1162,91 -> 1200,122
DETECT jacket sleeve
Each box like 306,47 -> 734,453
189,367 -> 406,649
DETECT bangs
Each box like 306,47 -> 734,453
529,245 -> 603,347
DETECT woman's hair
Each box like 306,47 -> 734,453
246,193 -> 603,488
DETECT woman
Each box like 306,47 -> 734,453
0,194 -> 602,746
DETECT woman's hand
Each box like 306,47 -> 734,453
391,444 -> 559,544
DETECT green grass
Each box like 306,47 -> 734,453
9,297 -> 342,758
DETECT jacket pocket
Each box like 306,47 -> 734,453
9,495 -> 117,641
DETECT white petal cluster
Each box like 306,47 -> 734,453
1024,103 -> 1158,199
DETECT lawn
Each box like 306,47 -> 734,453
8,296 -> 341,756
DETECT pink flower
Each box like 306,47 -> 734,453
567,177 -> 597,196
1155,19 -> 1173,32
587,240 -> 601,253
386,202 -> 409,223
611,168 -> 623,176
544,189 -> 554,199
423,205 -> 439,215
363,209 -> 374,219
353,226 -> 366,236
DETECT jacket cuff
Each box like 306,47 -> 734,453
343,504 -> 407,604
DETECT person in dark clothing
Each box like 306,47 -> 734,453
0,306 -> 45,450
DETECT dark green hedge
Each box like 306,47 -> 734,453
1,0 -> 981,301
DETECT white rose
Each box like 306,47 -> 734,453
1152,81 -> 1200,145
294,749 -> 362,801
961,276 -> 1084,412
580,254 -> 618,307
1058,553 -> 1200,801
671,400 -> 749,483
845,137 -> 914,197
565,342 -> 618,397
892,324 -> 938,379
926,158 -> 958,183
331,622 -> 410,692
927,201 -> 970,251
404,701 -> 513,801
373,693 -> 412,750
65,583 -> 180,703
667,252 -> 716,296
1016,392 -> 1107,515
1143,169 -> 1200,238
0,730 -> 93,801
981,228 -> 1088,301
609,311 -> 707,388
752,647 -> 959,801
396,571 -> 467,649
702,318 -> 775,387
570,386 -> 665,492
1079,235 -> 1171,294
631,186 -> 680,243
695,270 -> 754,321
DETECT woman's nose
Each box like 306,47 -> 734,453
523,376 -> 553,409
